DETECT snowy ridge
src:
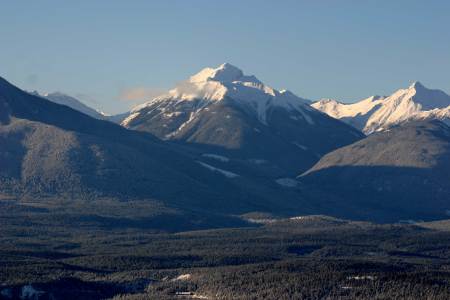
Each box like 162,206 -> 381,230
201,153 -> 230,162
30,91 -> 105,119
312,82 -> 450,134
121,112 -> 141,127
123,63 -> 312,127
197,161 -> 239,178
312,96 -> 385,120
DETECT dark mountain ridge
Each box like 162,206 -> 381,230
0,77 -> 252,213
300,120 -> 450,222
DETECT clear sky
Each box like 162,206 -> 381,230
1,0 -> 449,114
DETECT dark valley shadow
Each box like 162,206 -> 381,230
299,165 -> 450,223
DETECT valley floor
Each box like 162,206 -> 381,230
1,201 -> 450,299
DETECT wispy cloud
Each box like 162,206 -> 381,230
119,87 -> 166,102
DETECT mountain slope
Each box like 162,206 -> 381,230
300,120 -> 450,222
123,63 -> 364,176
0,76 -> 275,216
312,82 -> 450,134
31,91 -> 105,119
5,75 -> 361,230
36,90 -> 132,124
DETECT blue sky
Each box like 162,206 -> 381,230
1,0 -> 449,114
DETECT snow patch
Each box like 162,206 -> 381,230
202,153 -> 230,162
276,178 -> 298,187
292,142 -> 308,151
163,111 -> 182,118
197,162 -> 239,178
192,294 -> 209,299
173,274 -> 191,281
121,112 -> 141,127
341,286 -> 353,290
290,216 -> 306,221
246,218 -> 277,224
347,275 -> 376,281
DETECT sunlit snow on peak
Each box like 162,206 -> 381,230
128,64 -> 312,125
189,63 -> 244,83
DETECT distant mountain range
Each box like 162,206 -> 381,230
1,65 -> 449,225
0,74 -> 360,225
312,81 -> 450,134
29,73 -> 450,139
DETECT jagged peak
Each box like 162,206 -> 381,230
409,81 -> 426,90
189,63 -> 245,83
128,64 -> 313,127
187,63 -> 265,86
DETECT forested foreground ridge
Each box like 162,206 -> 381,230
2,206 -> 450,299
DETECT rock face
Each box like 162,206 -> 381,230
300,120 -> 450,222
312,82 -> 450,134
123,63 -> 364,175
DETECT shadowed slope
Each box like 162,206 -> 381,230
300,120 -> 450,222
0,76 -> 266,214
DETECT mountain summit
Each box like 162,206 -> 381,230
125,63 -> 312,127
189,63 -> 247,83
312,82 -> 450,134
123,64 -> 363,176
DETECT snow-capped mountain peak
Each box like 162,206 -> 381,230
312,81 -> 450,134
127,63 -> 311,126
189,63 -> 245,83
